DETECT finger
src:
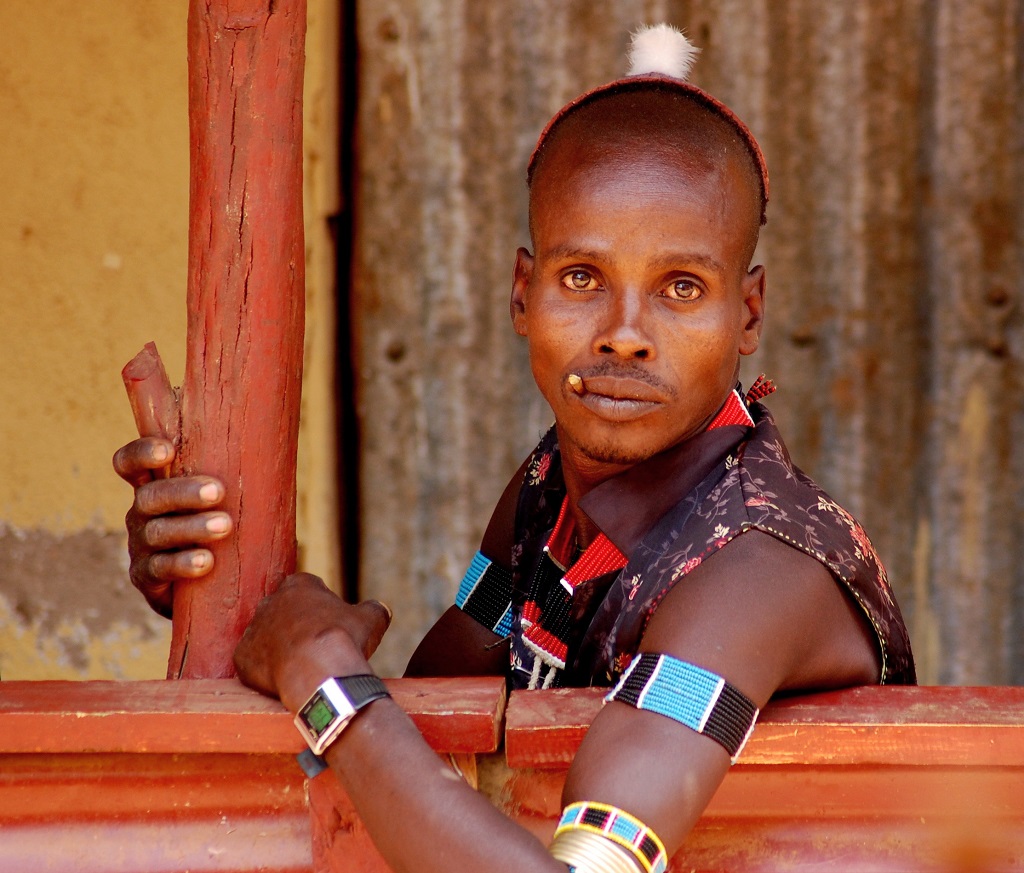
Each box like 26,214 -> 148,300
147,548 -> 216,582
134,476 -> 226,517
233,632 -> 278,699
279,571 -> 330,592
142,511 -> 233,550
129,558 -> 174,617
354,599 -> 393,659
113,438 -> 176,487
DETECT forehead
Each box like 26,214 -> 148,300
529,88 -> 763,248
530,137 -> 753,273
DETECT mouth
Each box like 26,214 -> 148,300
567,373 -> 668,422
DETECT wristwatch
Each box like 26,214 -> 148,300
294,674 -> 390,756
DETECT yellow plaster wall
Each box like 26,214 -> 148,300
0,2 -> 190,534
0,1 -> 340,679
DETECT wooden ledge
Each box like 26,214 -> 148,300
504,685 -> 1024,768
0,676 -> 507,755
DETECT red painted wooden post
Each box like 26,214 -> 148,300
171,0 -> 308,678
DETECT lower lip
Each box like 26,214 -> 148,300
577,392 -> 660,422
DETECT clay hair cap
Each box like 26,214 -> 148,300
527,24 -> 769,214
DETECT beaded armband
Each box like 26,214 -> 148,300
605,653 -> 759,762
455,551 -> 514,638
550,801 -> 668,873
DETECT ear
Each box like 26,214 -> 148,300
738,264 -> 766,356
510,247 -> 534,336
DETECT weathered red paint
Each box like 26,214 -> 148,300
2,683 -> 1020,871
172,0 -> 308,678
505,685 -> 1024,768
0,677 -> 507,755
500,685 -> 1024,871
0,678 -> 506,873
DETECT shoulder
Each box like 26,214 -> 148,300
642,528 -> 880,698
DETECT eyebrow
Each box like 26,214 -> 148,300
540,244 -> 726,274
648,252 -> 726,274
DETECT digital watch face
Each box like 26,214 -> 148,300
295,680 -> 359,754
302,695 -> 338,740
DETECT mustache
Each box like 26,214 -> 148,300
568,362 -> 674,396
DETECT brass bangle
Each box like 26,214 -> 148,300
550,829 -> 643,873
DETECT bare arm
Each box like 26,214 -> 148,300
564,530 -> 879,848
404,605 -> 509,677
234,530 -> 878,873
404,451 -> 531,677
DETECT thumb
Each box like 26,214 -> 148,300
354,599 -> 393,659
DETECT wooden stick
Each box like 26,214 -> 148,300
121,342 -> 181,479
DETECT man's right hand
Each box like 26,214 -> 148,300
112,437 -> 233,618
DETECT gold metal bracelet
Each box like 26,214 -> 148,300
550,829 -> 644,873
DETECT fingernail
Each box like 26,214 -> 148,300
152,444 -> 169,462
191,553 -> 210,569
379,601 -> 393,623
199,483 -> 220,503
206,516 -> 230,534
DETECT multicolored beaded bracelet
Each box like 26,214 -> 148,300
605,653 -> 759,762
552,801 -> 668,873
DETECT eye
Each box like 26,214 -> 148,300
561,270 -> 600,292
663,278 -> 703,301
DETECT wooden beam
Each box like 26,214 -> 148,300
0,677 -> 507,873
0,677 -> 508,755
170,0 -> 308,678
3,683 -> 1023,871
504,685 -> 1024,768
498,686 -> 1024,871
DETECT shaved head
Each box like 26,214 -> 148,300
529,85 -> 766,268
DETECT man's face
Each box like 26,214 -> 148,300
512,139 -> 765,478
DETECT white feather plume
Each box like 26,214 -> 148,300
626,24 -> 699,81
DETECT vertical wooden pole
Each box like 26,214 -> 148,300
170,0 -> 307,678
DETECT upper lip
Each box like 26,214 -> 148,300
576,375 -> 668,404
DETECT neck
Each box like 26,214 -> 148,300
557,444 -> 636,550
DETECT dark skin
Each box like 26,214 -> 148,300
115,121 -> 879,871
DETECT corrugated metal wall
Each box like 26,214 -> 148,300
352,0 -> 1024,683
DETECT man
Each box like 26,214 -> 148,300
115,26 -> 914,872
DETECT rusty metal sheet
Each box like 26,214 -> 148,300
352,0 -> 1024,683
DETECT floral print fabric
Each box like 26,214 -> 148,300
508,404 -> 916,689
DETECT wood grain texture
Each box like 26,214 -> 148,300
0,676 -> 507,754
173,0 -> 307,678
0,749 -> 311,872
495,685 -> 1024,871
2,682 -> 1022,870
504,685 -> 1024,768
0,677 -> 507,872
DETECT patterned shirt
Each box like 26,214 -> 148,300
456,397 -> 916,690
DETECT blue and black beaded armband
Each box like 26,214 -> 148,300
605,653 -> 759,762
454,551 -> 514,638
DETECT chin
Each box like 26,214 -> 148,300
573,434 -> 667,467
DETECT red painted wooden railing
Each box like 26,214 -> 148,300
1,682 -> 1021,872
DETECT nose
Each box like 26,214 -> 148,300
593,292 -> 655,360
